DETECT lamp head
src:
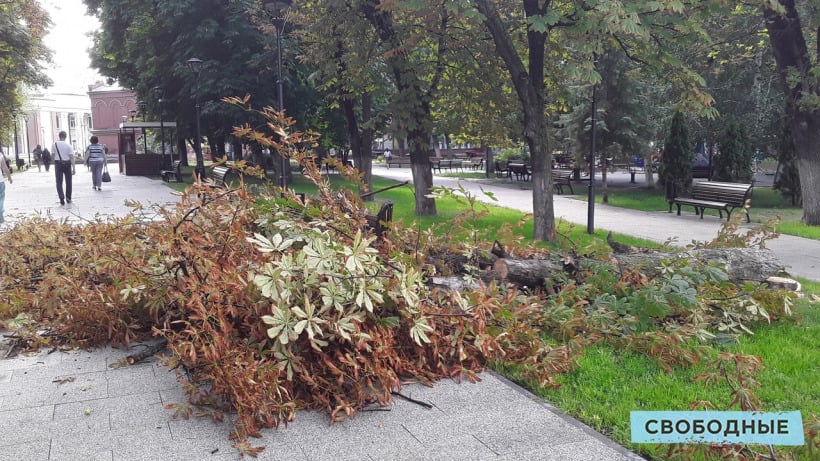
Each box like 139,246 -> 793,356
186,57 -> 203,73
265,0 -> 292,15
265,0 -> 292,28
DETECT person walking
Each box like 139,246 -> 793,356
51,131 -> 74,205
85,136 -> 107,190
33,145 -> 43,172
0,152 -> 12,224
42,147 -> 51,172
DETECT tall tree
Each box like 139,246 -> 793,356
659,111 -> 693,190
294,0 -> 388,197
0,0 -> 51,123
84,0 -> 313,171
714,119 -> 753,182
359,0 -> 454,216
761,0 -> 820,225
471,0 -> 715,241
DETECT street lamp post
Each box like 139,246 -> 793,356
152,86 -> 166,167
137,100 -> 148,154
266,1 -> 292,190
587,62 -> 598,235
186,57 -> 206,180
24,115 -> 30,165
11,110 -> 21,170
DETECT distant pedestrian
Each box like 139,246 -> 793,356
42,148 -> 51,171
33,145 -> 43,172
51,131 -> 74,205
85,136 -> 108,190
0,153 -> 12,223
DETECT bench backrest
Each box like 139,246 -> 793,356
210,166 -> 231,186
552,170 -> 572,183
690,181 -> 752,205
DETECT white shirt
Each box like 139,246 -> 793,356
52,140 -> 74,161
0,155 -> 9,183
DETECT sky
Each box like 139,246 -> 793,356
39,0 -> 102,92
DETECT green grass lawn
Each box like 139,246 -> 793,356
506,292 -> 819,461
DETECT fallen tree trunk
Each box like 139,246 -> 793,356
487,247 -> 787,289
611,247 -> 787,282
493,257 -> 568,288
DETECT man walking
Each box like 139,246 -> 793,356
52,131 -> 74,205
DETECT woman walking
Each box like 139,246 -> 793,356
85,136 -> 108,190
0,153 -> 12,223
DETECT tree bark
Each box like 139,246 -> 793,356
474,0 -> 556,241
490,248 -> 786,289
361,0 -> 437,216
763,0 -> 820,225
494,257 -> 566,288
341,96 -> 374,199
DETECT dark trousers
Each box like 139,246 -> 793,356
55,160 -> 72,201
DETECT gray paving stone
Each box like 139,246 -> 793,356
167,413 -> 238,455
0,405 -> 54,447
106,364 -> 162,397
113,426 -> 239,461
0,438 -> 51,461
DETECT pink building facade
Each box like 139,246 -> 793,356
87,82 -> 138,156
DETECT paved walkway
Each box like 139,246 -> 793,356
0,167 -> 643,460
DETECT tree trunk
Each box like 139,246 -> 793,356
475,0 -> 556,241
341,96 -> 374,199
763,0 -> 820,225
494,257 -> 565,288
491,247 -> 786,289
362,0 -> 437,216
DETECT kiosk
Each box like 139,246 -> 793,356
118,121 -> 178,176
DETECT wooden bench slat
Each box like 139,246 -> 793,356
209,166 -> 232,188
508,163 -> 530,181
552,169 -> 574,194
161,160 -> 183,183
668,181 -> 752,222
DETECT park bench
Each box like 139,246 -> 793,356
161,160 -> 183,183
508,163 -> 531,181
692,165 -> 711,179
364,201 -> 394,237
467,157 -> 484,171
432,158 -> 462,174
667,181 -> 752,222
494,160 -> 510,178
209,165 -> 232,188
552,169 -> 574,194
386,156 -> 412,168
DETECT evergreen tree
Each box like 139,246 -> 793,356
714,119 -> 753,182
659,111 -> 693,189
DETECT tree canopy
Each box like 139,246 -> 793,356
0,0 -> 51,134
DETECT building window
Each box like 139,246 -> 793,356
55,112 -> 61,129
84,113 -> 92,130
69,114 -> 76,128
